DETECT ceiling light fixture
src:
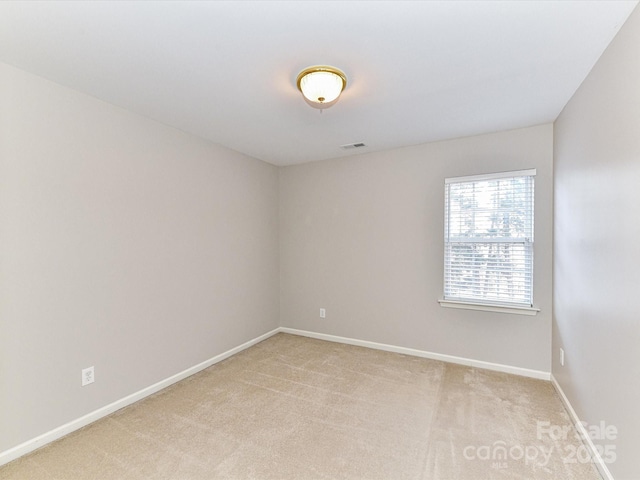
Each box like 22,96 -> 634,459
296,65 -> 347,110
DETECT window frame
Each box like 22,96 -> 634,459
438,169 -> 539,316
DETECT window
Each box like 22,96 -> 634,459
441,169 -> 537,314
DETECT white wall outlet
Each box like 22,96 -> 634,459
560,348 -> 565,367
319,308 -> 326,319
82,366 -> 95,386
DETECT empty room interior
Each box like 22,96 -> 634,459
1,1 -> 639,479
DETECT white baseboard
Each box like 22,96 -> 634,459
551,374 -> 612,480
1,326 -> 550,468
279,327 -> 551,380
0,328 -> 280,468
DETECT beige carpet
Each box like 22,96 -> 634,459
0,333 -> 601,479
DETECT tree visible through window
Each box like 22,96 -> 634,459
444,170 -> 535,307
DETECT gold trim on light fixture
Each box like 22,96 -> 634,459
296,65 -> 347,109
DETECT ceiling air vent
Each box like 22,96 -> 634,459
340,142 -> 366,150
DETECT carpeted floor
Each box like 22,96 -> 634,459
0,333 -> 601,479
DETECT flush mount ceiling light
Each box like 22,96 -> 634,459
296,65 -> 347,110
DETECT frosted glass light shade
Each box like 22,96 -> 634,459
296,66 -> 347,109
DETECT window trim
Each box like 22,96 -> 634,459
442,168 -> 538,315
438,298 -> 540,316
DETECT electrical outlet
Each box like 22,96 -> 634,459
560,348 -> 565,367
319,308 -> 326,319
82,366 -> 95,386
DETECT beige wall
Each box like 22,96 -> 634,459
280,124 -> 553,372
553,5 -> 640,480
0,62 -> 280,453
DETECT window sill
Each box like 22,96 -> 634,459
438,299 -> 540,316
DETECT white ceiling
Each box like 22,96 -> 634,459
0,1 -> 637,166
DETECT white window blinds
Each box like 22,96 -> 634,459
444,169 -> 535,307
